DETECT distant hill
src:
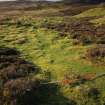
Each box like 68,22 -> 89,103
0,0 -> 105,11
0,0 -> 55,10
63,0 -> 105,4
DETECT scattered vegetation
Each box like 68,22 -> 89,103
0,1 -> 105,105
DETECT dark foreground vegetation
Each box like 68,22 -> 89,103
0,47 -> 39,105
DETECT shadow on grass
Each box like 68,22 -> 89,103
18,83 -> 77,105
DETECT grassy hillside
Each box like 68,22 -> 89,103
0,2 -> 105,105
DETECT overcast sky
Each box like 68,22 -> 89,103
0,0 -> 15,1
0,0 -> 59,1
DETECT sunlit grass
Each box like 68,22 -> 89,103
90,16 -> 105,26
74,7 -> 105,18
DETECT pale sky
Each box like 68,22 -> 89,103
0,0 -> 60,1
0,0 -> 16,1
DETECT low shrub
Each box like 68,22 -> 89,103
0,47 -> 40,105
86,45 -> 105,63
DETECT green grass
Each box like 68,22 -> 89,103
1,19 -> 104,81
1,6 -> 105,104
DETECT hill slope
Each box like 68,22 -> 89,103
0,2 -> 105,105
